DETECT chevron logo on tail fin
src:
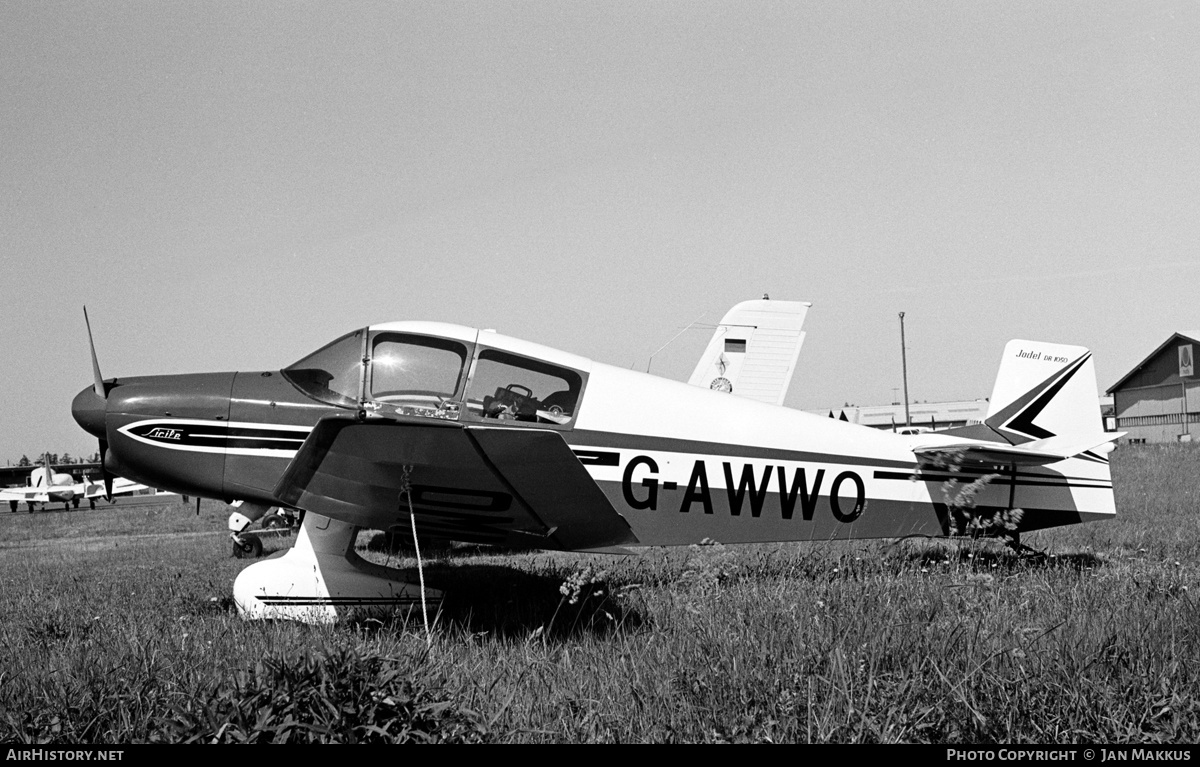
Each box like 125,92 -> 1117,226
983,341 -> 1106,448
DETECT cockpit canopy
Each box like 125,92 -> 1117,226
282,328 -> 585,427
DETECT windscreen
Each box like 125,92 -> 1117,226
282,329 -> 364,408
369,333 -> 468,406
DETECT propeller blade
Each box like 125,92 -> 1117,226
84,306 -> 105,399
99,440 -> 113,501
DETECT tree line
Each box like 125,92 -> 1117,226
13,452 -> 101,467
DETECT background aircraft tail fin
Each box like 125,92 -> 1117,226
945,340 -> 1110,451
687,298 -> 810,406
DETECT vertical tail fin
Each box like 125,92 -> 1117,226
687,299 -> 810,406
919,339 -> 1118,531
984,340 -> 1107,447
32,455 -> 54,489
911,339 -> 1121,463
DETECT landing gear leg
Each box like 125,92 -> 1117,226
233,512 -> 441,624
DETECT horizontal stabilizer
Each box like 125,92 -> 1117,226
915,432 -> 1124,467
926,338 -> 1119,468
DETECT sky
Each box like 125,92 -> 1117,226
2,1 -> 1199,464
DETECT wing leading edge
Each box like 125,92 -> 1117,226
274,415 -> 637,551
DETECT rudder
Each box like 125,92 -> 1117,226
984,340 -> 1106,447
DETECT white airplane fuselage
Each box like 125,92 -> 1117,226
73,321 -> 1115,546
570,362 -> 1114,544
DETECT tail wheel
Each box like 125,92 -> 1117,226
261,513 -> 288,530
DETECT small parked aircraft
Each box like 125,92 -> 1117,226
72,306 -> 1119,623
1,455 -> 151,512
1,458 -> 82,511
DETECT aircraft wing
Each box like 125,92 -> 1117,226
83,476 -> 150,500
0,487 -> 48,503
273,415 -> 637,551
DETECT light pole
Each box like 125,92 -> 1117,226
899,312 -> 911,428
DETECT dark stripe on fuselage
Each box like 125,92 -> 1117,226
570,429 -> 917,471
226,425 -> 312,439
874,469 -> 1112,490
572,449 -> 621,466
223,438 -> 307,450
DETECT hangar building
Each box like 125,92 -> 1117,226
1107,331 -> 1200,444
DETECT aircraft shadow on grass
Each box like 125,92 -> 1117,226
318,562 -> 644,641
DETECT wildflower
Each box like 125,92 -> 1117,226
559,565 -> 607,605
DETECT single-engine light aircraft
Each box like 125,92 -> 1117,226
1,454 -> 150,512
1,458 -> 82,512
72,306 -> 1120,623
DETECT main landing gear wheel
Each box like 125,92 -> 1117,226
233,536 -> 263,559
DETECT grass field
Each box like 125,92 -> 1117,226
0,445 -> 1197,743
